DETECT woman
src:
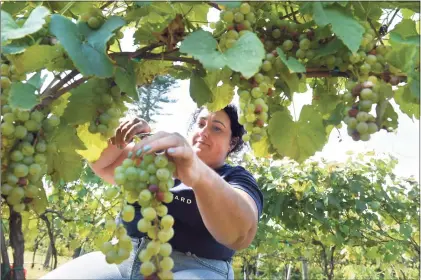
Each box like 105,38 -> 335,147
41,104 -> 264,280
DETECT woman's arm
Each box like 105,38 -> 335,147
191,160 -> 259,250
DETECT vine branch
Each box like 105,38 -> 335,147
388,8 -> 401,28
39,213 -> 58,269
207,2 -> 221,11
367,18 -> 384,45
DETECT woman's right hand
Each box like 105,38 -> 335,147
110,117 -> 151,149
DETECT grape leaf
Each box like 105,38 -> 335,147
133,22 -> 163,45
312,38 -> 346,59
135,1 -> 152,7
276,48 -> 306,73
179,29 -> 226,70
352,2 -> 382,21
50,92 -> 71,117
46,123 -> 86,183
311,3 -> 364,53
224,31 -> 266,78
62,78 -> 109,125
408,71 -> 420,100
125,6 -> 151,21
1,1 -> 27,16
312,92 -> 341,116
399,224 -> 412,238
401,8 -> 415,19
180,30 -> 265,78
8,82 -> 39,110
2,41 -> 28,55
390,19 -> 419,40
276,70 -> 302,95
1,6 -> 50,44
268,105 -> 327,162
376,101 -> 398,131
49,15 -> 125,77
177,3 -> 209,23
324,103 -> 345,127
114,56 -> 138,100
206,83 -> 235,112
75,123 -> 108,163
189,71 -> 212,107
27,72 -> 46,89
5,45 -> 65,74
385,44 -> 418,73
251,135 -> 270,158
168,65 -> 192,80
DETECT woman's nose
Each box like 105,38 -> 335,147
198,125 -> 209,139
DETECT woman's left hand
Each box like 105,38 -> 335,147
132,132 -> 202,187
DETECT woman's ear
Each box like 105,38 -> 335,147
229,137 -> 239,152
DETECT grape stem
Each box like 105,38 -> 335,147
367,18 -> 384,46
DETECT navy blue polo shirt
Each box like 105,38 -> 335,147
119,163 -> 264,261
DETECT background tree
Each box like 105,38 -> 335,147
128,75 -> 178,123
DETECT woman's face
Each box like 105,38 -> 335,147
190,108 -> 232,168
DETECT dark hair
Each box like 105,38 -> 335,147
188,104 -> 246,156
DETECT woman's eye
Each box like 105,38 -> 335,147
213,126 -> 221,132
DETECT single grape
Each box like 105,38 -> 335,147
367,122 -> 378,134
137,218 -> 151,233
140,262 -> 156,277
143,207 -> 157,221
356,122 -> 368,134
239,3 -> 251,14
88,17 -> 101,29
104,187 -> 119,200
160,257 -> 174,271
222,11 -> 234,23
122,205 -> 135,222
159,243 -> 172,257
161,215 -> 174,229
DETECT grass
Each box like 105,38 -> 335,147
6,249 -> 73,279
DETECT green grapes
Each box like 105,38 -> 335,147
89,82 -> 126,140
104,150 -> 176,279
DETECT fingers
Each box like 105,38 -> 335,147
132,132 -> 191,159
115,118 -> 151,148
115,120 -> 131,148
166,145 -> 191,160
132,132 -> 171,154
125,121 -> 151,143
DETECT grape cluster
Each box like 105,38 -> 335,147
102,151 -> 176,279
1,108 -> 59,213
343,76 -> 382,141
218,3 -> 254,52
237,74 -> 270,143
88,83 -> 126,141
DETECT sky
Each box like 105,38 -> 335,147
117,7 -> 420,181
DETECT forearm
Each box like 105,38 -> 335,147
192,161 -> 257,250
90,142 -> 126,170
